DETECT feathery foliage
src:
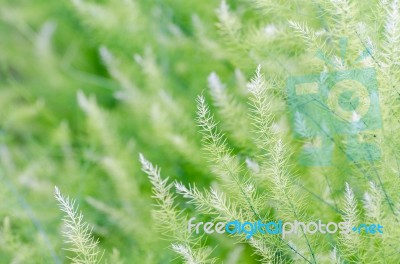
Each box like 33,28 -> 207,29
54,186 -> 102,264
2,0 -> 400,263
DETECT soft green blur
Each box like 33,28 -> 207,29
0,0 -> 397,263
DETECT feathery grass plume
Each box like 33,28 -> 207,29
150,102 -> 204,169
198,73 -> 318,262
247,239 -> 276,264
268,139 -> 318,263
195,94 -> 242,187
324,0 -> 358,38
6,0 -> 400,262
139,154 -> 185,240
77,91 -> 114,151
361,182 -> 389,262
268,139 -> 304,220
381,0 -> 400,69
338,183 -> 363,262
134,48 -> 165,93
54,186 -> 102,264
191,14 -> 228,61
380,0 -> 400,67
196,95 -> 263,217
70,0 -> 139,36
208,72 -> 253,150
171,243 -> 215,264
99,46 -> 138,97
150,90 -> 204,166
215,0 -> 289,69
175,183 -> 242,221
100,46 -> 202,169
293,111 -> 314,139
380,0 -> 400,98
70,0 -> 116,30
175,182 -> 277,262
247,65 -> 274,158
85,196 -> 150,243
289,21 -> 328,55
245,0 -> 294,17
77,91 -> 139,201
139,154 -> 215,264
215,0 -> 242,50
363,182 -> 383,222
85,195 -> 159,262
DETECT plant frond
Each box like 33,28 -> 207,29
338,183 -> 362,262
247,65 -> 274,157
208,72 -> 253,149
54,186 -> 102,264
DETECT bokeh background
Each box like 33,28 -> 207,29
0,0 -> 394,263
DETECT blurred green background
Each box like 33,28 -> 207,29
1,0 -> 393,263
